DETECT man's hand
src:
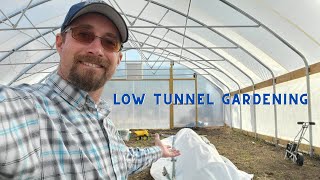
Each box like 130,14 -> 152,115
154,133 -> 181,158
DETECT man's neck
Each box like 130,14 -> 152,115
88,88 -> 103,105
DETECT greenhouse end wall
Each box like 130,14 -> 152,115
102,75 -> 224,129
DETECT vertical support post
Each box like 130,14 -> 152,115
306,67 -> 314,157
169,61 -> 174,129
194,73 -> 198,128
252,86 -> 257,139
272,78 -> 279,145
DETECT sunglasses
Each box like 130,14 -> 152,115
64,26 -> 122,52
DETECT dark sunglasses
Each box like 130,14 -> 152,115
64,26 -> 122,52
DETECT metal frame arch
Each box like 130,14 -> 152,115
138,48 -> 229,94
127,28 -> 247,93
129,22 -> 254,129
13,63 -> 59,85
8,51 -> 56,85
146,0 -> 275,79
219,0 -> 313,154
0,27 -> 59,62
127,32 -> 242,91
126,40 -> 241,118
123,14 -> 259,89
0,0 -> 51,26
3,1 -> 264,90
146,0 -> 279,140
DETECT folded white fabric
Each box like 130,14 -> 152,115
150,128 -> 254,180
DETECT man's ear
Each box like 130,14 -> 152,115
56,33 -> 63,54
117,52 -> 123,65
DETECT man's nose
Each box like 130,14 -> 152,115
86,37 -> 104,57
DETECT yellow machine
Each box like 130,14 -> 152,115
133,130 -> 149,140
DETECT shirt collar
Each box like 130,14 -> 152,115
45,72 -> 110,113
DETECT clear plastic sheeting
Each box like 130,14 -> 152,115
197,75 -> 224,126
102,80 -> 170,129
150,128 -> 253,180
102,75 -> 223,129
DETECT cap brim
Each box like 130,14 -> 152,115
70,3 -> 128,43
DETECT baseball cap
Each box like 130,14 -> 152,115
61,0 -> 128,43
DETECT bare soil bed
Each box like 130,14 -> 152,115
126,127 -> 320,180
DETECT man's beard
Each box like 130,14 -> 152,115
67,54 -> 115,92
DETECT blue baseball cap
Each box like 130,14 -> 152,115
61,0 -> 128,43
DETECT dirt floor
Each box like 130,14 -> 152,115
125,127 -> 320,180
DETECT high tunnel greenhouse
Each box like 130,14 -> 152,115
0,0 -> 320,175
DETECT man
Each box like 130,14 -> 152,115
0,1 -> 180,179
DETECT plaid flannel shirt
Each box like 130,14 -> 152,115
0,72 -> 162,180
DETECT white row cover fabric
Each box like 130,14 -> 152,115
150,128 -> 253,180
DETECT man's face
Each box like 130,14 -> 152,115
56,13 -> 122,92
